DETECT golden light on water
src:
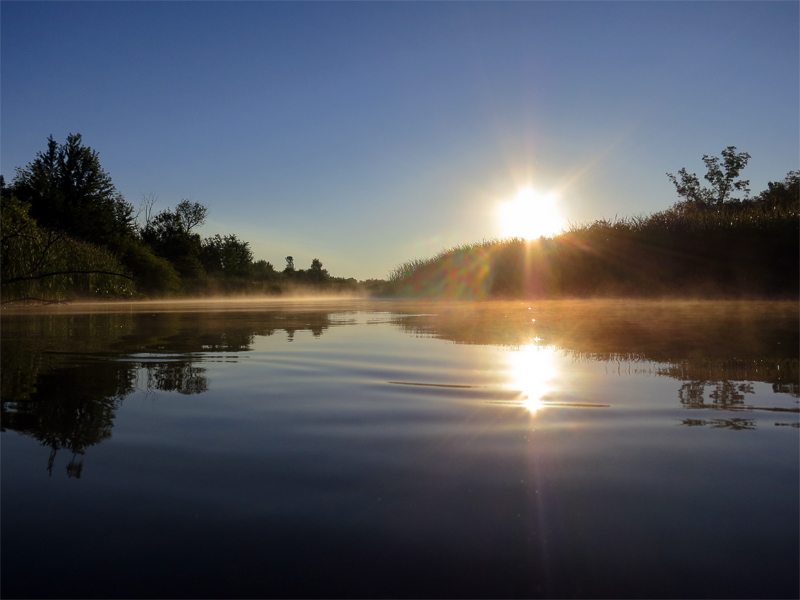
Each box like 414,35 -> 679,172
499,189 -> 564,240
506,343 -> 557,412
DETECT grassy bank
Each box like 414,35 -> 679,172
388,199 -> 799,299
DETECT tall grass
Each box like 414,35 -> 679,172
1,198 -> 136,303
388,200 -> 799,299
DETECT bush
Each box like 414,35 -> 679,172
1,197 -> 136,303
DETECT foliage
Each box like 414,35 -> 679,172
10,134 -> 134,247
200,234 -> 254,278
141,200 -> 206,279
302,258 -> 330,283
252,260 -> 277,280
751,170 -> 799,211
666,146 -> 751,206
307,258 -> 327,283
1,196 -> 135,303
118,237 -> 183,297
173,199 -> 208,232
3,134 -> 370,300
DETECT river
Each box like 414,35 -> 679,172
2,299 -> 798,598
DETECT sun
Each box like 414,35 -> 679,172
499,189 -> 564,240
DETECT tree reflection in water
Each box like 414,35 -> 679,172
678,380 -> 754,410
1,301 -> 797,477
1,309 -> 335,476
8,362 -> 128,478
681,417 -> 757,430
2,354 -> 207,477
142,362 -> 208,396
390,300 -> 799,427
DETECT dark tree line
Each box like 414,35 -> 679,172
2,133 -> 369,302
390,147 -> 798,299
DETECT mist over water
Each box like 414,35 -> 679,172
2,299 -> 797,598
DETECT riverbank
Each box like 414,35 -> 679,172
387,199 -> 799,300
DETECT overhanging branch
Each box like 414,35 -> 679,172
2,270 -> 135,285
0,296 -> 75,305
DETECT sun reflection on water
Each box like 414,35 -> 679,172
506,343 -> 557,412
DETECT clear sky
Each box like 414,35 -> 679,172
2,1 -> 797,280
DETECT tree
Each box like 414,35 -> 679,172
753,170 -> 799,211
284,256 -> 295,274
117,237 -> 182,297
10,134 -> 134,247
141,201 -> 207,279
308,258 -> 330,283
667,146 -> 751,207
136,192 -> 159,232
200,234 -> 253,278
174,199 -> 207,232
252,260 -> 276,281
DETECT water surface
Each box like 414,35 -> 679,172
2,299 -> 798,598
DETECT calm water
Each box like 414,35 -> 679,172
2,299 -> 798,599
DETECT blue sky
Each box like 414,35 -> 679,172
2,1 -> 797,279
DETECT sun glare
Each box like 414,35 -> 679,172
506,344 -> 556,413
499,189 -> 564,240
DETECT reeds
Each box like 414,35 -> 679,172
387,201 -> 799,299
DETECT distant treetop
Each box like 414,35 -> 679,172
667,146 -> 751,207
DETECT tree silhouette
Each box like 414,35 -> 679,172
666,146 -> 751,207
308,258 -> 330,283
142,201 -> 207,279
753,170 -> 799,211
174,199 -> 207,232
200,234 -> 253,278
10,134 -> 134,247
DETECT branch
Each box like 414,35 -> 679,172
2,270 -> 135,285
29,230 -> 66,274
0,222 -> 31,244
1,296 -> 75,305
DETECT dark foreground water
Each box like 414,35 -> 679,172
2,299 -> 798,599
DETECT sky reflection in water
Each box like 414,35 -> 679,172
1,299 -> 797,599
